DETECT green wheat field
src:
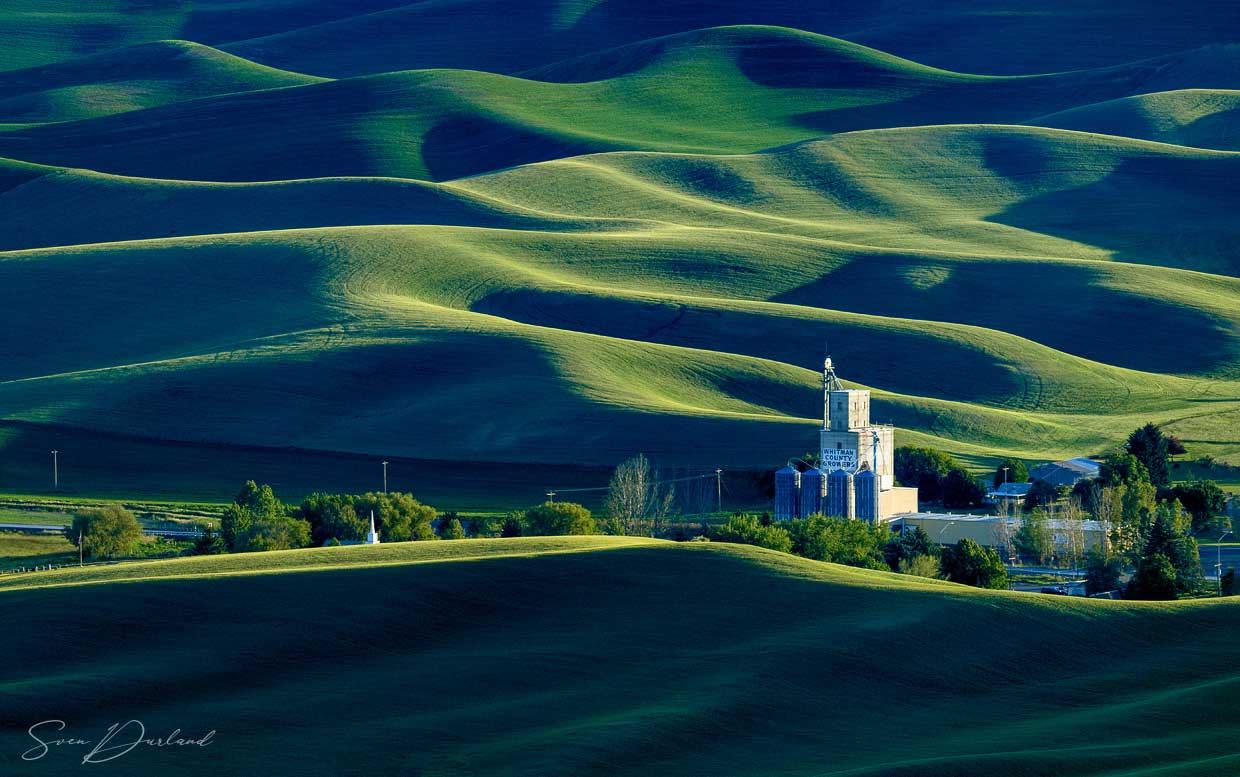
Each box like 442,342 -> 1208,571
2,2 -> 1240,775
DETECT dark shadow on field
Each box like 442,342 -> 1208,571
771,252 -> 1238,376
3,545 -> 1240,775
472,287 -> 1027,408
781,62 -> 1165,135
989,142 -> 1240,278
420,112 -> 612,180
0,419 -> 622,510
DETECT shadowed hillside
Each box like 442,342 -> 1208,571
1,538 -> 1239,776
0,40 -> 323,122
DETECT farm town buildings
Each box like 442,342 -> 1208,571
774,357 -> 918,522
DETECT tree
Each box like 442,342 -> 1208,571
605,453 -> 675,537
352,492 -> 437,541
191,526 -> 227,556
239,515 -> 310,552
942,468 -> 985,509
1166,479 -> 1227,533
438,514 -> 465,540
884,525 -> 935,571
787,515 -> 889,570
1222,568 -> 1237,597
940,538 -> 1008,589
711,514 -> 792,554
991,458 -> 1029,488
1166,435 -> 1187,456
1140,501 -> 1202,594
1071,478 -> 1100,514
894,446 -> 957,503
1125,423 -> 1171,488
1015,508 -> 1055,566
67,504 -> 142,559
1126,553 -> 1178,600
1023,479 -> 1060,511
1099,451 -> 1150,488
1084,551 -> 1124,595
222,481 -> 311,553
899,554 -> 942,579
990,498 -> 1018,564
524,502 -> 596,536
466,514 -> 501,538
1059,498 -> 1088,570
501,513 -> 524,537
299,493 -> 366,546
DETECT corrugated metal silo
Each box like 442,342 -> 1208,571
800,468 -> 825,517
854,467 -> 879,523
827,468 -> 853,519
774,465 -> 801,521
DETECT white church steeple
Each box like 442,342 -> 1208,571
366,510 -> 381,545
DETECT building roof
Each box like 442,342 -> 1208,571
987,482 -> 1033,498
1029,458 -> 1101,487
892,511 -> 1102,532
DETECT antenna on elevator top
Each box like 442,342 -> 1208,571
822,340 -> 843,392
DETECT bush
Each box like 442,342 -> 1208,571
787,514 -> 889,570
66,504 -> 142,559
438,515 -> 465,540
524,502 -> 596,536
1126,553 -> 1178,600
899,554 -> 941,579
711,514 -> 792,554
191,526 -> 228,556
940,538 -> 1008,589
1084,551 -> 1124,595
885,526 -> 935,571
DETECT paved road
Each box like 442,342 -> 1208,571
1200,545 -> 1240,577
0,522 -> 202,539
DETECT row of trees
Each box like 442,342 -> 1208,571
893,447 -> 986,508
710,513 -> 1008,589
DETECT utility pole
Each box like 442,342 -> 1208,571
78,530 -> 83,567
546,491 -> 556,504
714,469 -> 723,514
1218,530 -> 1233,597
382,460 -> 389,494
51,450 -> 59,490
1002,466 -> 1009,487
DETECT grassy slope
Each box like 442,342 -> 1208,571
1030,89 -> 1240,151
0,40 -> 324,123
7,27 -> 1240,182
217,0 -> 1240,77
1,125 -> 1238,479
0,532 -> 74,571
6,0 -> 1240,77
2,538 -> 1239,775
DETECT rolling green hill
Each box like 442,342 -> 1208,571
0,40 -> 323,123
1,9 -> 1239,503
1,123 -> 1239,490
1031,89 -> 1240,151
7,28 -> 1240,182
2,538 -> 1239,775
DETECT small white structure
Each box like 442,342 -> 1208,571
365,510 -> 381,545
